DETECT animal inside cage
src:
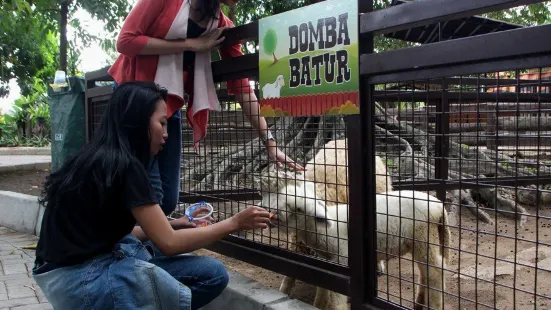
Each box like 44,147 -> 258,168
371,68 -> 551,310
83,1 -> 551,309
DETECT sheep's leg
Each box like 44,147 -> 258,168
326,291 -> 350,310
426,254 -> 445,310
415,258 -> 445,310
377,259 -> 386,275
414,240 -> 445,310
279,232 -> 301,295
279,277 -> 296,295
313,287 -> 331,309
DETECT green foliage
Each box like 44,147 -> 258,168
262,29 -> 278,56
484,3 -> 550,26
0,134 -> 51,147
0,5 -> 58,97
7,104 -> 29,125
231,0 -> 549,54
1,0 -> 132,96
0,74 -> 50,146
230,0 -> 307,25
30,102 -> 50,122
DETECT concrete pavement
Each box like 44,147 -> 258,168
0,224 -> 318,310
0,227 -> 51,310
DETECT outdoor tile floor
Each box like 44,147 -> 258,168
0,227 -> 52,310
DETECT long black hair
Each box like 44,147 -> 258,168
39,81 -> 168,209
191,0 -> 221,23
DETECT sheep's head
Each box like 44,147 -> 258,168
276,75 -> 285,87
254,166 -> 305,193
260,179 -> 332,230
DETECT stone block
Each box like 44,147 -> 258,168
0,191 -> 40,235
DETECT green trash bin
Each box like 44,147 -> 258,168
47,76 -> 86,172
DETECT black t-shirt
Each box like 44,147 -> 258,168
35,159 -> 159,266
183,19 -> 207,70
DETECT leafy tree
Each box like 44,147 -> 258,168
262,29 -> 279,64
0,3 -> 58,97
484,3 -> 550,26
5,0 -> 132,73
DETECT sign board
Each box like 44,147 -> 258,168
258,0 -> 359,117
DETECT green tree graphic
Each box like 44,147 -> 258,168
263,28 -> 279,64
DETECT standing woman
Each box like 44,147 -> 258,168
108,0 -> 305,216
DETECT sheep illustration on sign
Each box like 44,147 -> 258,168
262,75 -> 285,99
258,0 -> 359,117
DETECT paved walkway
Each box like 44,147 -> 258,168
0,156 -> 51,173
0,227 -> 51,310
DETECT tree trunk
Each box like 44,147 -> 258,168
273,52 -> 278,64
59,0 -> 69,72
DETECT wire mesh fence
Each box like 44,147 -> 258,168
372,67 -> 551,309
82,1 -> 551,309
173,77 -> 354,267
84,68 -> 551,310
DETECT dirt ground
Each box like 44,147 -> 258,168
187,199 -> 551,310
3,169 -> 551,309
0,168 -> 50,196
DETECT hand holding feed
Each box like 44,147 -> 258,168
170,206 -> 214,229
231,206 -> 271,230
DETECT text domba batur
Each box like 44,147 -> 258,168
288,13 -> 352,88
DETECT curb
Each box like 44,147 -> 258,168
0,161 -> 51,173
202,272 -> 318,310
0,147 -> 51,156
0,191 -> 45,236
0,190 -> 318,310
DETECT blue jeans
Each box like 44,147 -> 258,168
113,81 -> 182,215
32,234 -> 229,310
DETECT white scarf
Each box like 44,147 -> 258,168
154,0 -> 222,120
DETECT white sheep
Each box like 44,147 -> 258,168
262,74 -> 285,99
304,138 -> 393,205
278,139 -> 393,299
261,176 -> 450,310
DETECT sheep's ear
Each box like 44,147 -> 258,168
259,175 -> 280,192
258,167 -> 290,191
259,165 -> 305,191
315,216 -> 332,227
313,200 -> 332,226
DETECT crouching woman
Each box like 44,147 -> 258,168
32,81 -> 271,310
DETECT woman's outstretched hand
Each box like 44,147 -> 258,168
265,141 -> 305,171
231,206 -> 271,230
190,28 -> 225,53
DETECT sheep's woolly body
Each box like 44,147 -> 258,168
265,184 -> 450,310
260,139 -> 448,309
304,139 -> 393,205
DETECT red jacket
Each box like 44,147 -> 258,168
108,0 -> 252,133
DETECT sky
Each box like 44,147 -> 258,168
0,9 -> 114,114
